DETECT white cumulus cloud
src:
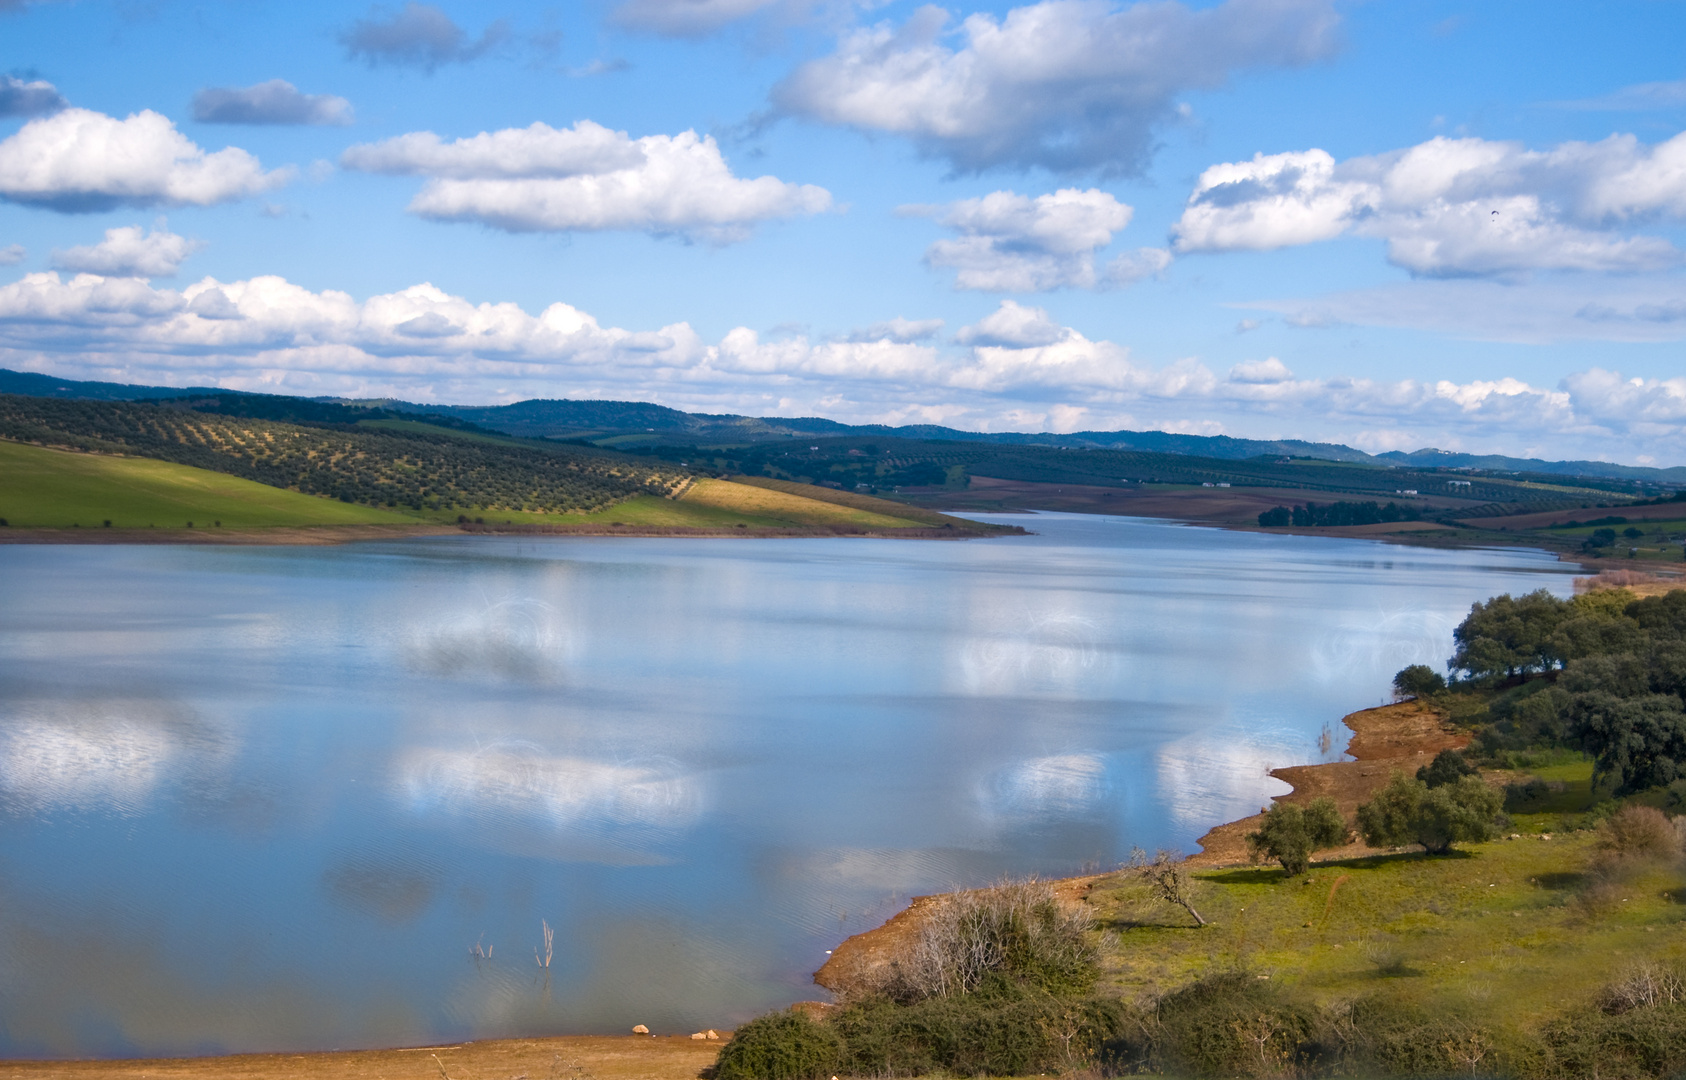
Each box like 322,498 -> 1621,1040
49,225 -> 204,278
344,123 -> 830,242
342,120 -> 643,178
1174,131 -> 1686,276
954,298 -> 1070,347
0,108 -> 288,212
191,80 -> 354,126
0,244 -> 23,266
5,270 -> 1686,462
773,0 -> 1341,174
914,188 -> 1167,291
1228,356 -> 1293,384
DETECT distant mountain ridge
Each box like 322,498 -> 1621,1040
3,366 -> 1681,484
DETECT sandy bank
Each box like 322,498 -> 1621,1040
0,1034 -> 722,1080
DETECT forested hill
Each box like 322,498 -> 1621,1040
0,394 -> 688,516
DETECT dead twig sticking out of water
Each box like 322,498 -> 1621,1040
470,933 -> 493,961
536,918 -> 554,968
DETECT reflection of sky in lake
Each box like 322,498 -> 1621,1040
0,515 -> 1573,1057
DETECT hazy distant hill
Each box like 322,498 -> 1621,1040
1378,448 -> 1686,484
3,366 -> 1679,483
0,367 -> 232,402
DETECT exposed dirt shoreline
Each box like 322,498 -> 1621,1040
0,1035 -> 723,1080
814,698 -> 1466,998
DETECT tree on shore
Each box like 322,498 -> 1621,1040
1392,664 -> 1446,699
1356,772 -> 1503,854
1247,798 -> 1348,876
1128,849 -> 1207,926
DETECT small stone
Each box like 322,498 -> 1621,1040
691,1033 -> 707,1040
632,1025 -> 649,1035
707,1030 -> 720,1040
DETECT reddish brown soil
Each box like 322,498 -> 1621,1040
0,1035 -> 722,1080
1188,700 -> 1466,867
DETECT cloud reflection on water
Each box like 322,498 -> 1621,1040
405,597 -> 571,683
954,614 -> 1110,698
0,699 -> 222,815
980,752 -> 1109,822
394,743 -> 703,836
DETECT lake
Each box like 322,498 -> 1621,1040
0,514 -> 1574,1058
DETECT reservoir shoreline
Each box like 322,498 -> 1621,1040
0,699 -> 1468,1079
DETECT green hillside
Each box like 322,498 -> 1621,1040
0,440 -> 421,528
0,394 -> 687,516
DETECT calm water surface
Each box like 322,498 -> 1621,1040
0,514 -> 1573,1057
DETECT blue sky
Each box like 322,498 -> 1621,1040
2,0 -> 1685,462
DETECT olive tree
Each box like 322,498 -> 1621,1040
1356,773 -> 1503,855
1246,797 -> 1347,876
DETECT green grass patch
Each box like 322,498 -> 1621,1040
0,440 -> 422,528
1087,829 -> 1686,1048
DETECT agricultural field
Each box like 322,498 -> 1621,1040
0,440 -> 421,528
0,394 -> 688,517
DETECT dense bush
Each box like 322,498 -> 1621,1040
711,1009 -> 845,1080
1246,797 -> 1348,876
1357,772 -> 1504,854
1393,663 -> 1447,698
1147,973 -> 1324,1078
829,987 -> 1132,1076
1416,747 -> 1477,788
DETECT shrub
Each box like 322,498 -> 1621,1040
1503,775 -> 1564,812
1595,805 -> 1681,861
1333,996 -> 1497,1077
1416,747 -> 1477,788
1247,797 -> 1347,876
1393,664 -> 1447,699
1151,973 -> 1323,1078
1356,772 -> 1504,854
712,1009 -> 844,1080
1599,963 -> 1686,1015
1538,995 -> 1686,1079
830,987 -> 1132,1077
884,877 -> 1098,1001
